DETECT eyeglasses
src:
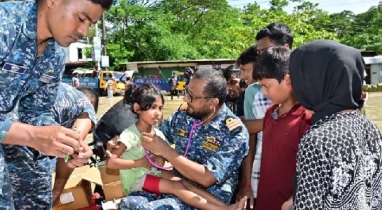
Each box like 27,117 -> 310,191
184,89 -> 214,103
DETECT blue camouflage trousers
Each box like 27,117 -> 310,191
4,145 -> 52,210
120,191 -> 197,210
0,153 -> 15,210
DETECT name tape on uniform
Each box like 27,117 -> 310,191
2,62 -> 27,74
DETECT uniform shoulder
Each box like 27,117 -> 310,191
222,114 -> 244,133
169,103 -> 188,119
58,83 -> 84,97
56,83 -> 90,105
0,1 -> 30,56
0,1 -> 28,20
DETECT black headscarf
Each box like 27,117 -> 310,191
289,40 -> 364,123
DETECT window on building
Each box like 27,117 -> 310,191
78,48 -> 83,60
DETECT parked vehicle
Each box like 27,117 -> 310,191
62,69 -> 126,96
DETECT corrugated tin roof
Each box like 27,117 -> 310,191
363,56 -> 382,64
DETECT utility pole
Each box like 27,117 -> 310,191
102,14 -> 107,56
94,24 -> 101,71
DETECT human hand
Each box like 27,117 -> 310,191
135,156 -> 153,170
361,92 -> 367,100
152,155 -> 165,167
106,135 -> 120,157
236,185 -> 255,209
31,126 -> 80,158
141,132 -> 169,157
67,141 -> 93,168
281,197 -> 293,210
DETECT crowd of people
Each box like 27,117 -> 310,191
0,0 -> 381,210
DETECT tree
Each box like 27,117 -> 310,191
99,0 -> 382,65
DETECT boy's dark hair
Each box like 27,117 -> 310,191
236,45 -> 259,65
65,0 -> 113,10
192,69 -> 226,106
253,46 -> 291,83
124,83 -> 164,116
76,85 -> 99,113
256,22 -> 294,49
223,65 -> 240,81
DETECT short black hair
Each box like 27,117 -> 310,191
192,69 -> 226,106
76,85 -> 99,113
253,46 -> 291,83
236,45 -> 259,65
82,0 -> 113,10
256,22 -> 294,49
223,65 -> 240,81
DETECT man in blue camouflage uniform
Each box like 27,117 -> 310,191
4,83 -> 98,209
51,84 -> 99,207
0,0 -> 112,209
119,69 -> 249,210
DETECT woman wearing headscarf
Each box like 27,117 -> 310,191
290,40 -> 382,209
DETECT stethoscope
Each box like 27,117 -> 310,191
144,103 -> 216,170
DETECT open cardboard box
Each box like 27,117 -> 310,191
52,165 -> 103,210
52,163 -> 127,210
97,161 -> 127,201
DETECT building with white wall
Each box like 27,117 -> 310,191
64,40 -> 93,63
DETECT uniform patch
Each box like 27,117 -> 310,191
202,136 -> 221,152
177,128 -> 189,138
225,117 -> 241,132
47,69 -> 54,74
2,63 -> 27,74
39,73 -> 55,83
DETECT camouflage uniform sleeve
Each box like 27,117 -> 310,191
0,116 -> 17,143
205,126 -> 249,184
0,4 -> 25,142
18,57 -> 65,126
78,97 -> 97,132
154,128 -> 171,146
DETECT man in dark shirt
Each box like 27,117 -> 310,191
223,65 -> 247,205
223,65 -> 246,119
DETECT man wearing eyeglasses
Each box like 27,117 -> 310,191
236,22 -> 294,209
119,69 -> 249,210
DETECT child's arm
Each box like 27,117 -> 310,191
106,142 -> 151,169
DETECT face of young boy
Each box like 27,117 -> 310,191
259,75 -> 291,105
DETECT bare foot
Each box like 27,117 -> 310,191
226,196 -> 247,210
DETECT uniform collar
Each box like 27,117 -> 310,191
207,104 -> 229,130
22,1 -> 37,40
270,102 -> 305,120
